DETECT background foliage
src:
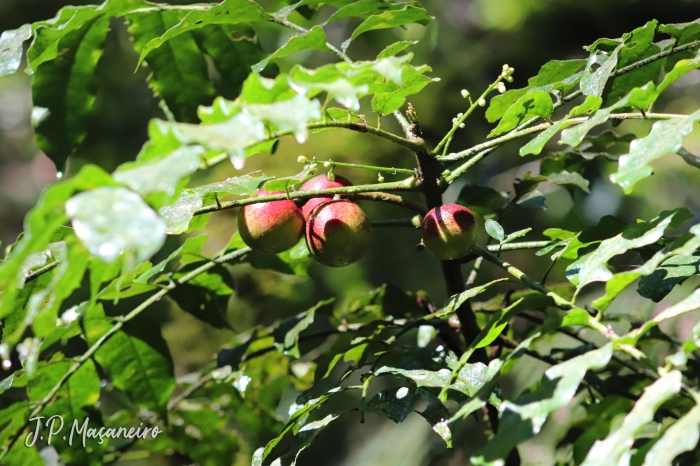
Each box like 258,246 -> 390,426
3,0 -> 700,465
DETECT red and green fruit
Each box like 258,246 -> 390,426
238,190 -> 305,254
422,204 -> 478,260
299,174 -> 353,219
306,199 -> 372,267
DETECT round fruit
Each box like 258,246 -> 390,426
299,174 -> 353,219
238,190 -> 304,254
306,200 -> 372,267
421,204 -> 478,260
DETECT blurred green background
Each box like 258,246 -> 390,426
2,0 -> 700,464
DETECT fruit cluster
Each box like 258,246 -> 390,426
238,175 -> 372,267
238,174 -> 479,266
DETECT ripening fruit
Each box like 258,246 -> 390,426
299,174 -> 353,219
306,200 -> 371,267
238,190 -> 304,254
422,204 -> 478,260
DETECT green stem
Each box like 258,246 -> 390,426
308,159 -> 415,175
193,177 -> 419,216
473,245 -> 573,310
439,112 -> 686,163
433,73 -> 509,156
0,247 -> 252,462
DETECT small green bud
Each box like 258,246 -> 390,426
323,161 -> 331,168
461,89 -> 469,98
478,98 -> 486,107
297,155 -> 308,164
377,173 -> 385,183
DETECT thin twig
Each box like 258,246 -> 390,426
193,178 -> 420,216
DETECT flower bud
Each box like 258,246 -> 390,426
478,98 -> 486,107
297,155 -> 308,164
323,161 -> 331,168
461,89 -> 469,98
497,82 -> 506,94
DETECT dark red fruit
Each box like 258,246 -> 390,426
422,204 -> 478,260
238,190 -> 304,254
306,200 -> 371,267
299,174 -> 353,219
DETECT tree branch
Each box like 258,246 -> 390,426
193,178 -> 420,216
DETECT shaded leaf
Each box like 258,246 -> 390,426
456,184 -> 510,216
170,262 -> 235,329
84,304 -> 175,418
638,253 -> 700,302
273,299 -> 335,358
485,219 -> 505,242
127,10 -> 215,123
32,15 -> 109,171
136,0 -> 269,68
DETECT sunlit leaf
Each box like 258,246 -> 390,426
581,371 -> 682,466
489,90 -> 553,138
252,25 -> 329,73
32,15 -> 109,171
644,403 -> 700,466
273,299 -> 335,358
610,109 -> 700,193
66,186 -> 166,266
343,4 -> 432,50
580,44 -> 622,98
0,24 -> 32,77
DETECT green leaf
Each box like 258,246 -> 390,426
32,15 -> 109,171
580,44 -> 622,98
84,304 -> 175,418
559,215 -> 627,260
0,165 -> 114,320
581,371 -> 682,466
485,219 -> 505,242
343,4 -> 432,50
127,11 -> 215,122
252,25 -> 330,73
328,0 -> 414,23
566,209 -> 686,290
519,95 -> 601,156
375,360 -> 488,398
26,355 -> 105,464
0,24 -> 32,77
253,386 -> 357,465
637,253 -> 700,303
471,344 -> 613,464
610,109 -> 700,193
65,186 -> 166,267
602,21 -> 662,106
343,283 -> 423,324
377,40 -> 416,59
488,90 -> 553,138
263,164 -> 317,191
644,402 -> 700,466
136,0 -> 270,68
456,184 -> 510,216
560,84 -> 659,147
113,145 -> 201,197
193,25 -> 276,100
528,59 -> 587,87
159,172 -> 270,234
361,386 -> 450,445
272,299 -> 334,358
371,63 -> 433,115
434,279 -> 508,318
170,262 -> 235,329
